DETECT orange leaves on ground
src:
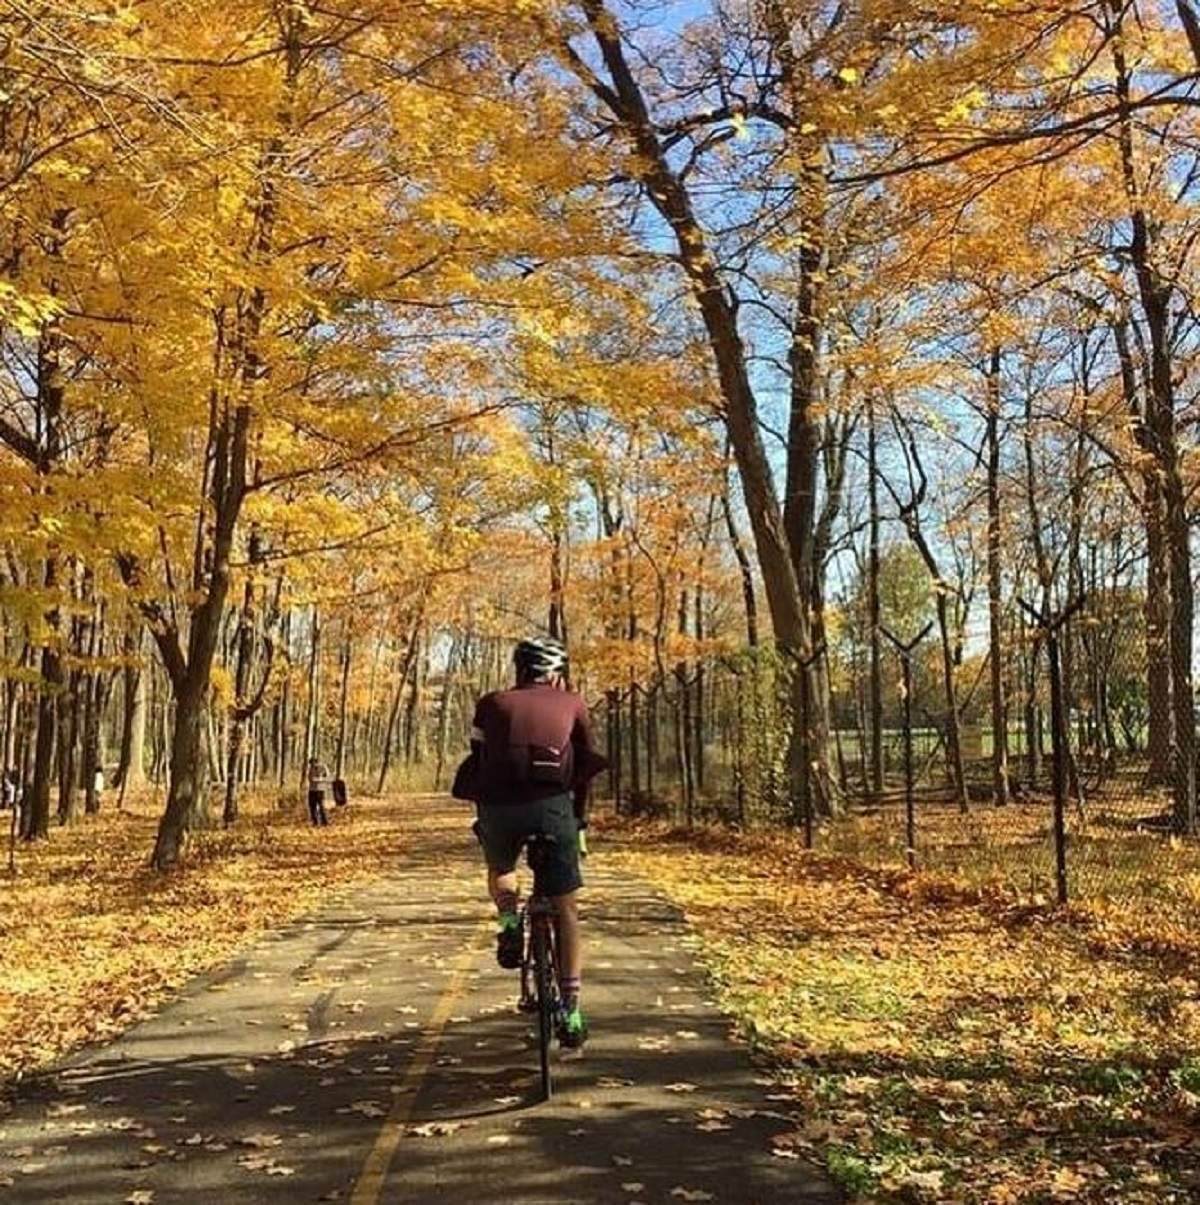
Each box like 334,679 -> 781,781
0,793 -> 407,1085
601,815 -> 1200,1203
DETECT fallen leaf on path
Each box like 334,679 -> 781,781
621,1185 -> 645,1194
238,1154 -> 282,1172
408,1122 -> 464,1137
637,1037 -> 669,1051
125,1192 -> 154,1204
664,1083 -> 698,1093
671,1189 -> 714,1202
238,1132 -> 283,1149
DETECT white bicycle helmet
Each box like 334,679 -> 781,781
513,635 -> 569,681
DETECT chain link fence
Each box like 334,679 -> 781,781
598,605 -> 1200,921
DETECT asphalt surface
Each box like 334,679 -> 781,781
1,799 -> 838,1204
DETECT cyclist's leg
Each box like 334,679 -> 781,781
488,865 -> 519,914
553,889 -> 582,998
477,804 -> 527,968
535,795 -> 587,1046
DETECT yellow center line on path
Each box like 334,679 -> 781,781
350,917 -> 491,1205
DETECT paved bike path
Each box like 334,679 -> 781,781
1,798 -> 838,1204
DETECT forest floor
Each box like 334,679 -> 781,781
599,813 -> 1200,1203
0,789 -> 409,1085
5,795 -> 1200,1202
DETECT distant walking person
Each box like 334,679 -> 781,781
307,757 -> 330,827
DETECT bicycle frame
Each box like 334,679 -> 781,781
505,832 -> 566,1102
520,893 -> 561,1101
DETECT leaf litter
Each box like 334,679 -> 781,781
604,816 -> 1200,1203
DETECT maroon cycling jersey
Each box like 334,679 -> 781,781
470,682 -> 602,819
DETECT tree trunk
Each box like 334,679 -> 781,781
607,687 -> 622,812
223,561 -> 259,827
403,629 -> 425,767
645,682 -> 657,802
676,586 -> 695,825
378,615 -> 424,795
302,604 -> 321,779
1143,490 -> 1173,780
1109,0 -> 1194,829
1114,318 -> 1172,784
26,637 -> 59,840
433,631 -> 461,792
82,597 -> 104,815
867,395 -> 884,795
721,487 -> 758,648
693,585 -> 706,793
335,634 -> 352,781
116,626 -> 146,794
277,610 -> 292,792
577,2 -> 818,815
985,347 -> 1010,806
936,591 -> 969,811
152,681 -> 207,868
549,524 -> 568,643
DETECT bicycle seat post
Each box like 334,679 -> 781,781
524,833 -> 558,892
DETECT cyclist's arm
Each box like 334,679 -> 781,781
469,695 -> 488,755
570,699 -> 605,828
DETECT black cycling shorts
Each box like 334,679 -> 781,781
474,794 -> 582,897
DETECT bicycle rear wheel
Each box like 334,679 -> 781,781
532,919 -> 554,1101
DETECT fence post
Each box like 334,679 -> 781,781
882,623 -> 933,870
1018,596 -> 1086,907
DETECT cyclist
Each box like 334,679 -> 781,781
468,636 -> 603,1050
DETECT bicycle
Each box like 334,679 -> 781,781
516,833 -> 563,1102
